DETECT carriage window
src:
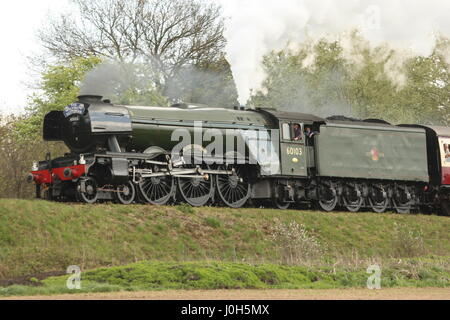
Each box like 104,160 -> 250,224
439,139 -> 450,167
442,141 -> 450,166
282,123 -> 291,140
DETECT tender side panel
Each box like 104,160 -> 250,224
316,124 -> 429,182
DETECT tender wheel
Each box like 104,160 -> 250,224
273,185 -> 292,210
177,165 -> 214,207
318,182 -> 338,212
275,198 -> 291,210
343,183 -> 364,212
116,181 -> 136,205
216,165 -> 251,208
392,185 -> 413,214
138,165 -> 175,205
368,184 -> 389,213
77,178 -> 98,204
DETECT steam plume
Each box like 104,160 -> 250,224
222,0 -> 450,105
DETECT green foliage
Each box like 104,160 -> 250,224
250,34 -> 450,125
250,39 -> 352,116
176,204 -> 195,215
0,199 -> 449,280
204,217 -> 222,228
21,56 -> 101,136
398,39 -> 450,124
1,258 -> 449,297
0,57 -> 100,198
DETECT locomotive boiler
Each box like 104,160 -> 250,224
29,95 -> 450,215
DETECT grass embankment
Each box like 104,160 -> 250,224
0,199 -> 449,296
2,258 -> 449,297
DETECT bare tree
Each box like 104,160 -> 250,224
39,0 -> 226,88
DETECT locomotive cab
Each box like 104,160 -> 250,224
256,109 -> 325,178
279,121 -> 309,176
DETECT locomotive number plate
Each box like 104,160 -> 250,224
286,147 -> 303,156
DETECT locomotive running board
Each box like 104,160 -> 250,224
140,169 -> 232,179
94,153 -> 234,178
97,152 -> 167,161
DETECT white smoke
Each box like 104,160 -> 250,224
79,60 -> 159,102
222,0 -> 450,105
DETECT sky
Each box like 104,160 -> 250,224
0,0 -> 223,115
0,0 -> 448,114
0,0 -> 227,115
0,0 -> 70,115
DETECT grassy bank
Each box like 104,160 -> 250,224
0,199 -> 449,282
1,258 -> 449,297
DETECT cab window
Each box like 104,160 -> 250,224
281,122 -> 303,143
282,123 -> 291,140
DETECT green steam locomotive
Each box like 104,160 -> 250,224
28,95 -> 450,215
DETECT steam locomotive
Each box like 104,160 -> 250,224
29,95 -> 450,215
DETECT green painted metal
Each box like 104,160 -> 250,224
123,105 -> 274,152
278,121 -> 308,177
280,141 -> 308,176
316,123 -> 429,182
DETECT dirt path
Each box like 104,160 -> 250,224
3,288 -> 450,300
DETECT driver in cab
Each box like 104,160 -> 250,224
293,123 -> 302,141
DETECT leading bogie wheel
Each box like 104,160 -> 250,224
77,177 -> 98,204
116,181 -> 136,205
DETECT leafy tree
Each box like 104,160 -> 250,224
400,38 -> 450,125
21,56 -> 170,136
344,43 -> 404,122
346,36 -> 450,124
250,35 -> 450,125
250,40 -> 352,117
19,56 -> 101,137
